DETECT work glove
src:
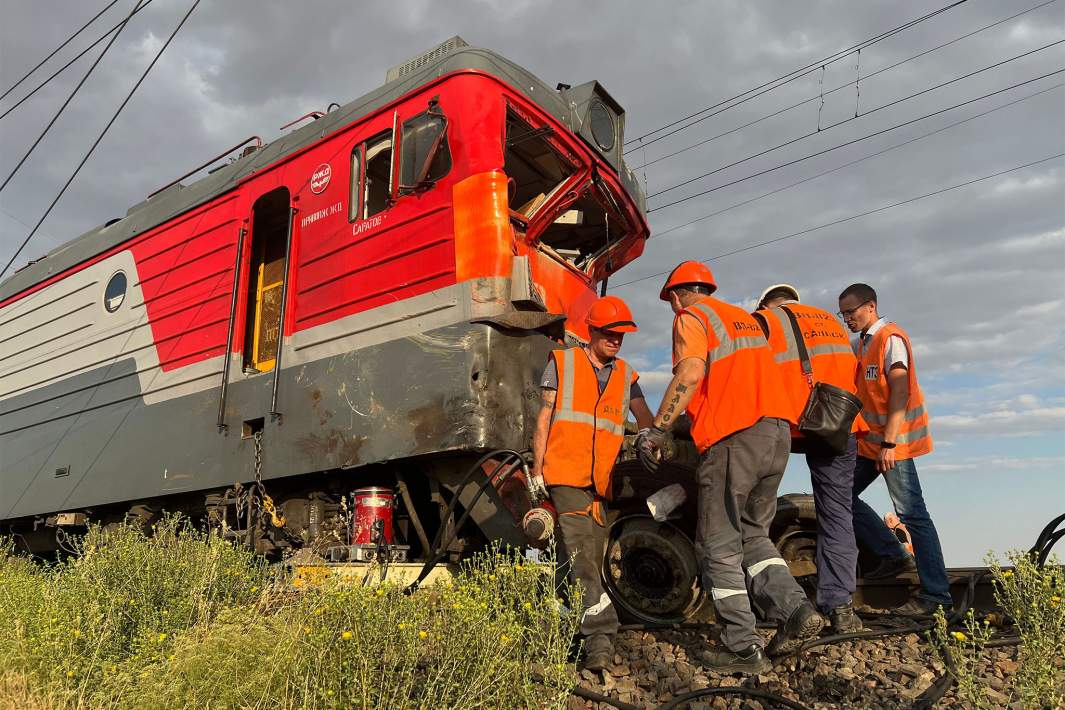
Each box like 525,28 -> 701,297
527,471 -> 549,503
635,426 -> 669,472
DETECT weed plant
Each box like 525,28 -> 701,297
0,518 -> 579,709
928,551 -> 1065,708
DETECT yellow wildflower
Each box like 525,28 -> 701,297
1002,570 -> 1013,578
398,623 -> 408,631
488,575 -> 496,581
501,634 -> 511,642
157,633 -> 167,643
250,586 -> 258,593
72,629 -> 81,638
419,630 -> 428,639
1051,596 -> 1061,605
66,671 -> 74,678
522,602 -> 532,610
375,588 -> 385,596
161,610 -> 169,616
952,631 -> 967,641
515,564 -> 524,571
341,631 -> 353,641
314,608 -> 324,616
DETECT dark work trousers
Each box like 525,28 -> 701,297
696,417 -> 809,651
806,435 -> 858,612
549,485 -> 618,642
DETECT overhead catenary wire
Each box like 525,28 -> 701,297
650,82 -> 1063,241
611,152 -> 1065,291
624,0 -> 971,148
647,41 -> 1064,204
0,0 -> 119,103
646,65 -> 1065,214
632,0 -> 1062,171
0,0 -> 157,122
0,0 -> 144,196
0,0 -> 202,280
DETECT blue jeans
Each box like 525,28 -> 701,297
852,456 -> 952,605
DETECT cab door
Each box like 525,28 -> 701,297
242,187 -> 292,374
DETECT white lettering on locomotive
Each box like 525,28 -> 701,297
299,201 -> 343,228
352,214 -> 385,237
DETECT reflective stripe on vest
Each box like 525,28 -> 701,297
679,297 -> 795,452
855,323 -> 933,460
543,347 -> 635,496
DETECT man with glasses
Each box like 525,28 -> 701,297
529,295 -> 654,671
837,283 -> 952,616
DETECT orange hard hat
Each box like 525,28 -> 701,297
585,296 -> 638,332
659,261 -> 717,300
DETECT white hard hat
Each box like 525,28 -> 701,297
757,283 -> 801,309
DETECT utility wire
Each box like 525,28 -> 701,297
611,152 -> 1065,291
633,0 -> 1061,171
0,0 -> 156,122
0,1 -> 119,103
648,64 -> 1065,213
624,0 -> 970,148
0,0 -> 202,280
649,41 -> 1063,201
0,0 -> 144,196
650,82 -> 1063,240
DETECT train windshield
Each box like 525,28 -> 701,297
504,109 -> 634,272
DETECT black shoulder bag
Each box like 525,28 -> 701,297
780,305 -> 863,454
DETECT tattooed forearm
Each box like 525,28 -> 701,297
653,360 -> 704,429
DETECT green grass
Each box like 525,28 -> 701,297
0,517 -> 579,709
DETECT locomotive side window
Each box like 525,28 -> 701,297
398,108 -> 450,191
348,130 -> 393,222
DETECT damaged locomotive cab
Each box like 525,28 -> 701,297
503,108 -> 631,270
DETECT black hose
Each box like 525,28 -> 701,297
403,449 -> 528,594
1037,529 -> 1065,568
570,685 -> 644,710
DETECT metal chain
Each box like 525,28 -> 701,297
252,430 -> 285,529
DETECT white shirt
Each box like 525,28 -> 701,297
854,317 -> 909,372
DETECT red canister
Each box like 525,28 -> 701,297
351,487 -> 395,545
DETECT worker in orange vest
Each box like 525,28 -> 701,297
637,263 -> 824,675
754,284 -> 865,635
530,295 -> 654,672
838,283 -> 951,616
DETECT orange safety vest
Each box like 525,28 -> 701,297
542,347 -> 636,498
680,297 -> 795,453
855,322 -> 933,460
756,303 -> 868,435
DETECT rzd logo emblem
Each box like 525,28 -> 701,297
310,163 -> 331,194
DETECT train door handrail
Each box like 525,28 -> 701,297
269,206 -> 296,420
216,225 -> 247,433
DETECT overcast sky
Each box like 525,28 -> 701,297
1,0 -> 1063,564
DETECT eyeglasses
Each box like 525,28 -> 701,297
837,300 -> 871,319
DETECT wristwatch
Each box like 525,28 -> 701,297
880,442 -> 897,449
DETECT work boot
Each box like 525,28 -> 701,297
582,634 -> 613,672
702,644 -> 771,675
828,602 -> 863,634
863,555 -> 916,580
766,602 -> 826,656
893,597 -> 952,618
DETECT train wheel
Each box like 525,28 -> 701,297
602,514 -> 705,624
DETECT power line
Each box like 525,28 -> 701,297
0,0 -> 144,196
632,0 -> 1061,171
611,152 -> 1065,291
0,0 -> 202,280
651,83 -> 1063,240
0,0 -> 157,122
624,0 -> 970,148
0,1 -> 119,103
647,65 -> 1065,214
648,41 -> 1063,201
